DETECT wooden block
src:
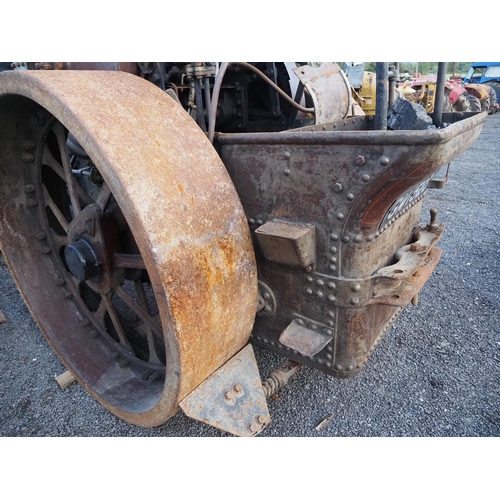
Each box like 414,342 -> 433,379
0,310 -> 7,324
55,370 -> 76,390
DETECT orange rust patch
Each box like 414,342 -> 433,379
161,229 -> 256,400
178,184 -> 184,194
323,68 -> 338,78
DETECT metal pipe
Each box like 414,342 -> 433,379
203,76 -> 211,121
232,62 -> 314,114
433,62 -> 448,128
375,62 -> 389,130
208,62 -> 230,143
208,62 -> 314,143
191,63 -> 206,133
388,65 -> 397,108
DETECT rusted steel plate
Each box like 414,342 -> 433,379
218,112 -> 485,380
179,345 -> 270,437
0,70 -> 257,426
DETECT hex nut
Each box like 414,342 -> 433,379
355,155 -> 366,166
249,422 -> 260,433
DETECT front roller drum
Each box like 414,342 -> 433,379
0,71 -> 257,426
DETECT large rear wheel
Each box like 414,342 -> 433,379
0,71 -> 258,426
463,92 -> 481,112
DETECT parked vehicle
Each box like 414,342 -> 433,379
463,62 -> 500,109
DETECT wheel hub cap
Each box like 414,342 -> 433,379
64,239 -> 101,281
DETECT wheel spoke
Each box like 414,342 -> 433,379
115,284 -> 163,338
134,279 -> 163,365
53,123 -> 82,214
95,299 -> 107,324
96,183 -> 112,211
114,253 -> 146,269
42,184 -> 70,232
50,231 -> 69,247
42,144 -> 95,206
101,293 -> 131,347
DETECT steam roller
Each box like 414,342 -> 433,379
0,63 -> 487,436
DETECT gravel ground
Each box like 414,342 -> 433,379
0,113 -> 498,438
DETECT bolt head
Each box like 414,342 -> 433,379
333,183 -> 343,193
249,422 -> 260,434
355,155 -> 366,166
234,384 -> 243,394
119,358 -> 129,368
257,415 -> 267,425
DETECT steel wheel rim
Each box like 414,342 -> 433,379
0,71 -> 258,426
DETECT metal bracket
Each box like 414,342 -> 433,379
279,314 -> 333,358
179,344 -> 270,437
428,162 -> 451,189
293,63 -> 352,124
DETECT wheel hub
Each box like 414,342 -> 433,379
65,203 -> 123,293
64,239 -> 101,281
